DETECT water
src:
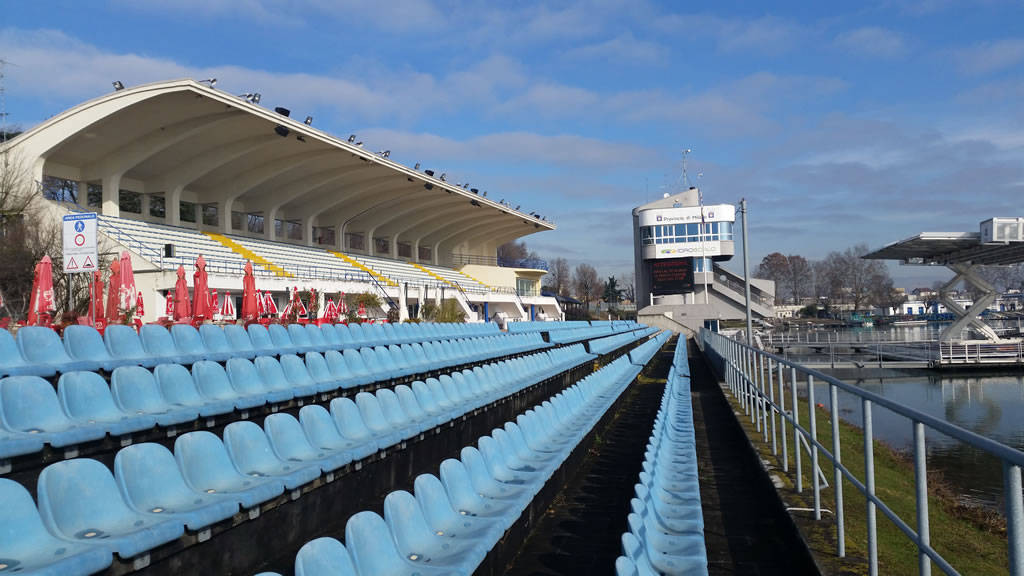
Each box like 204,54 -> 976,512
814,372 -> 1024,508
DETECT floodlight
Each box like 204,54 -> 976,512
414,162 -> 421,170
274,106 -> 290,117
199,78 -> 217,86
275,125 -> 290,137
348,134 -> 356,143
304,116 -> 313,125
112,81 -> 125,91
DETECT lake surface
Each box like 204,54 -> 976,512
813,372 -> 1024,508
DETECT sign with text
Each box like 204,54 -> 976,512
650,258 -> 694,295
62,212 -> 98,273
638,203 -> 735,227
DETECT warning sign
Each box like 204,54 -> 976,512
62,213 -> 98,273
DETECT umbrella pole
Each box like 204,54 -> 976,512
67,271 -> 73,322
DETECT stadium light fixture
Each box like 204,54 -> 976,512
112,81 -> 125,91
439,173 -> 447,181
414,163 -> 421,170
348,134 -> 356,143
252,93 -> 261,104
296,135 -> 306,143
275,125 -> 290,138
274,106 -> 290,117
199,78 -> 217,87
304,116 -> 313,125
424,169 -> 434,176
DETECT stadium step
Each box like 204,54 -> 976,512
203,233 -> 294,278
328,251 -> 398,287
410,262 -> 460,290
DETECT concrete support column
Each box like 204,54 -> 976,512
302,217 -> 314,247
398,283 -> 409,321
167,184 -> 183,226
417,286 -> 426,319
101,173 -> 122,217
140,193 -> 151,219
335,224 -> 345,251
265,206 -> 278,241
220,198 -> 234,234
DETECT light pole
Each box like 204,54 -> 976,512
741,198 -> 753,344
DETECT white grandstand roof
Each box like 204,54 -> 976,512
863,231 -> 1024,266
8,78 -> 553,256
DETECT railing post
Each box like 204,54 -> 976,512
914,421 -> 931,576
792,366 -> 802,494
808,374 -> 821,520
755,353 -> 764,436
779,361 -> 788,473
864,398 -> 879,576
1006,462 -> 1024,576
830,383 -> 845,557
768,356 -> 777,456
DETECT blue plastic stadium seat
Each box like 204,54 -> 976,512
266,324 -> 301,355
0,427 -> 45,459
312,324 -> 340,349
104,325 -> 159,368
114,442 -> 239,532
171,324 -> 221,363
222,421 -> 320,489
57,371 -> 157,437
0,375 -> 107,447
303,352 -> 344,392
384,490 -> 487,571
395,384 -> 443,428
0,477 -> 113,576
412,473 -> 504,544
322,350 -> 365,388
255,356 -> 318,399
328,397 -> 383,452
345,510 -> 454,576
375,388 -> 423,439
226,358 -> 293,405
341,348 -> 374,385
36,458 -> 184,559
294,537 -> 358,576
438,459 -> 519,529
299,404 -> 377,461
354,392 -> 404,448
174,431 -> 285,509
16,326 -> 100,373
139,324 -> 194,365
0,328 -> 55,377
332,324 -> 355,348
278,354 -> 325,395
286,324 -> 319,353
245,324 -> 278,357
110,366 -> 199,427
191,360 -> 265,410
154,363 -> 235,418
63,325 -> 133,371
263,413 -> 351,472
221,324 -> 258,359
198,325 -> 237,362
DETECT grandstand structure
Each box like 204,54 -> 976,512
8,79 -> 560,323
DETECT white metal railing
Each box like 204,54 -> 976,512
700,328 -> 1024,576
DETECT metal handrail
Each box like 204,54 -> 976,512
700,328 -> 1024,576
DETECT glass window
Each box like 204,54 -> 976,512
149,196 -> 165,218
180,201 -> 196,223
675,224 -> 686,236
202,204 -> 218,226
686,223 -> 698,236
119,190 -> 141,214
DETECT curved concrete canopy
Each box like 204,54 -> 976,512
8,78 -> 554,262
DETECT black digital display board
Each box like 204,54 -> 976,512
650,258 -> 694,295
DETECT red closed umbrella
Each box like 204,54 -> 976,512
118,252 -> 137,320
192,255 -> 210,320
135,291 -> 145,317
106,262 -> 120,323
89,271 -> 105,325
264,292 -> 278,316
220,291 -> 236,320
338,292 -> 348,315
173,265 -> 191,320
210,289 -> 219,314
165,292 -> 174,317
27,256 -> 56,326
241,261 -> 258,320
256,289 -> 266,317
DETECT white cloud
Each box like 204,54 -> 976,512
654,13 -> 804,55
834,27 -> 908,58
954,38 -> 1024,75
563,32 -> 666,65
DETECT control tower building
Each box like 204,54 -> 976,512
632,187 -> 775,335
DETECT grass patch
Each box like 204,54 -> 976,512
725,389 -> 1010,575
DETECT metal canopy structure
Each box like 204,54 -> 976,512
864,219 -> 1024,342
7,79 -> 554,263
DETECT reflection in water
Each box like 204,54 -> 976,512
818,373 -> 1024,507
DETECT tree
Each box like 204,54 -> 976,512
603,276 -> 622,304
756,252 -> 790,304
621,272 -> 636,303
868,272 -> 906,315
497,241 -> 537,263
786,255 -> 812,305
544,257 -> 570,296
843,244 -> 885,312
572,263 -> 601,307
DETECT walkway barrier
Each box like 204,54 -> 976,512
700,328 -> 1024,576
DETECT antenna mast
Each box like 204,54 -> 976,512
0,58 -> 8,143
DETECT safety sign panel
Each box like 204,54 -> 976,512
62,213 -> 99,273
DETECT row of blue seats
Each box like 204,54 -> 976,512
262,354 -> 645,576
628,331 -> 670,366
506,320 -> 594,333
550,325 -> 630,345
0,321 -> 506,377
0,340 -> 590,461
617,339 -> 709,576
0,344 -> 598,575
589,327 -> 658,355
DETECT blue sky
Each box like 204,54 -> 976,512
3,0 -> 1024,288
